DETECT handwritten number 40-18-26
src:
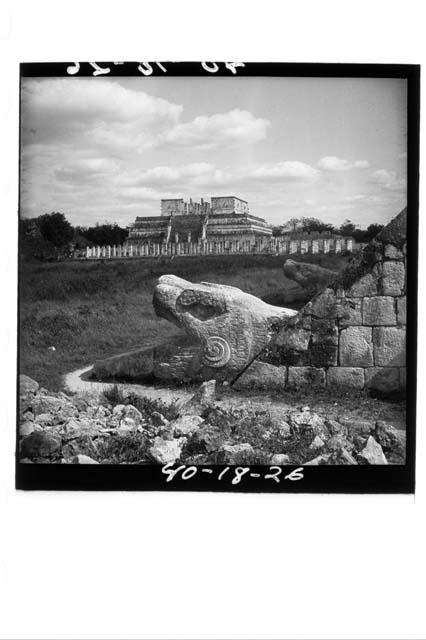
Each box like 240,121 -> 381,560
162,464 -> 304,485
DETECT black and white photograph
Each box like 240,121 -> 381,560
16,62 -> 419,492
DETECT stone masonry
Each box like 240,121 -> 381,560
250,208 -> 407,394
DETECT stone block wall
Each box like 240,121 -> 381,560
253,209 -> 407,394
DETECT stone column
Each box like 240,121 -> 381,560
312,239 -> 319,254
335,239 -> 342,253
323,239 -> 330,254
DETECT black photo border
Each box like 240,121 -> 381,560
16,61 -> 420,493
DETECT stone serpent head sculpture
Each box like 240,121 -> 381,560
153,275 -> 297,382
283,259 -> 337,296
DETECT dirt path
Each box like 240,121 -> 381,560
63,365 -> 406,429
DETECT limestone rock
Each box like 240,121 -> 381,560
21,431 -> 61,459
304,453 -> 331,465
348,272 -> 378,297
283,259 -> 337,294
374,421 -> 406,456
151,411 -> 169,427
358,436 -> 388,465
34,412 -> 55,426
19,374 -> 39,396
339,326 -> 373,367
270,453 -> 290,465
149,437 -> 183,464
64,418 -> 104,439
32,395 -> 65,416
397,297 -> 406,325
289,410 -> 329,439
217,443 -> 255,464
327,367 -> 365,389
362,297 -> 396,326
382,261 -> 405,296
19,421 -> 36,437
234,361 -> 287,390
178,380 -> 216,415
309,435 -> 325,451
170,415 -> 204,436
287,367 -> 325,389
365,367 -> 400,393
72,454 -> 99,464
373,327 -> 405,367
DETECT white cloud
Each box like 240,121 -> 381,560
248,161 -> 319,182
163,109 -> 270,149
354,160 -> 370,169
369,169 -> 406,191
318,156 -> 370,171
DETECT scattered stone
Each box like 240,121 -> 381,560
325,419 -> 348,437
304,453 -> 331,465
72,454 -> 99,464
151,411 -> 169,427
374,421 -> 406,455
358,436 -> 388,465
170,415 -> 204,436
218,443 -> 255,464
339,449 -> 358,465
35,412 -> 55,426
32,395 -> 65,416
326,434 -> 353,452
64,418 -> 103,439
21,410 -> 34,422
20,431 -> 62,459
149,437 -> 183,464
19,374 -> 39,396
270,453 -> 290,465
19,421 -> 36,437
289,410 -> 329,439
309,435 -> 325,451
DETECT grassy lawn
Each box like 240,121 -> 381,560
19,253 -> 350,390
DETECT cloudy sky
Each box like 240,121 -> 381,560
20,76 -> 407,228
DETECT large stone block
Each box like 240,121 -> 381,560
382,260 -> 405,296
384,244 -> 404,259
326,367 -> 365,389
287,367 -> 325,389
362,296 -> 396,326
310,289 -> 338,319
348,272 -> 378,297
365,367 -> 400,393
337,298 -> 363,327
397,297 -> 406,325
339,326 -> 373,367
234,361 -> 287,391
373,327 -> 405,367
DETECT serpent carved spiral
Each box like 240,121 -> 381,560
203,336 -> 231,368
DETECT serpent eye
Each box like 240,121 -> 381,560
176,289 -> 227,321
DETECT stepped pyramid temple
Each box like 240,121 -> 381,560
127,196 -> 272,246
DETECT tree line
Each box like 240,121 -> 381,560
19,212 -> 129,261
271,217 -> 384,243
19,211 -> 385,261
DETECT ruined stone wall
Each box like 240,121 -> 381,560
257,209 -> 407,394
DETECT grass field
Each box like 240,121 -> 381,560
19,253 -> 350,390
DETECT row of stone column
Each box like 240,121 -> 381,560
85,237 -> 353,259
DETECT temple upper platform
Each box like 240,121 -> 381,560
128,196 -> 272,244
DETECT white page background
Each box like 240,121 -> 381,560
1,1 -> 425,638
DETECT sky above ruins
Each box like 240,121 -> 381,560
20,75 -> 407,228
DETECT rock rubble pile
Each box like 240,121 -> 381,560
18,374 -> 405,466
